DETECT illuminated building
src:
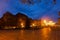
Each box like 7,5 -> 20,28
30,19 -> 41,28
0,12 -> 29,29
17,19 -> 26,28
16,12 -> 29,29
41,19 -> 55,27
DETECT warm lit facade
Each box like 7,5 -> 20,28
30,20 -> 41,28
0,12 -> 29,29
17,18 -> 26,28
41,19 -> 55,27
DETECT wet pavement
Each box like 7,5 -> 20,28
0,27 -> 60,40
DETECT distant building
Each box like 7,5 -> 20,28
0,11 -> 42,29
0,12 -> 17,29
0,12 -> 30,29
16,13 -> 28,28
30,19 -> 41,28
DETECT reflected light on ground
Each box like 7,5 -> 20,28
41,28 -> 51,40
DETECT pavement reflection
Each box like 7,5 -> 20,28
0,27 -> 60,40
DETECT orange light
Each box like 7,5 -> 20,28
48,21 -> 55,26
32,24 -> 35,26
41,27 -> 51,40
21,23 -> 25,28
44,20 -> 48,26
30,23 -> 36,27
44,20 -> 47,23
41,20 -> 48,26
42,20 -> 55,26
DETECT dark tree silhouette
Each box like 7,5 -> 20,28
21,0 -> 27,4
20,0 -> 41,5
53,0 -> 56,4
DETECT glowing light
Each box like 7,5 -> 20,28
48,21 -> 55,26
21,23 -> 25,28
42,19 -> 55,26
43,20 -> 48,26
13,26 -> 16,29
32,24 -> 35,26
44,20 -> 47,23
30,23 -> 36,27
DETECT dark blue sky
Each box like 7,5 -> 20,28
0,0 -> 60,21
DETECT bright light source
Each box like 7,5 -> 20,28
48,21 -> 55,26
42,19 -> 55,26
13,26 -> 16,29
30,23 -> 36,27
44,20 -> 48,26
32,24 -> 35,26
44,20 -> 47,23
21,23 -> 25,28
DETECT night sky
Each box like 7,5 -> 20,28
0,0 -> 60,21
